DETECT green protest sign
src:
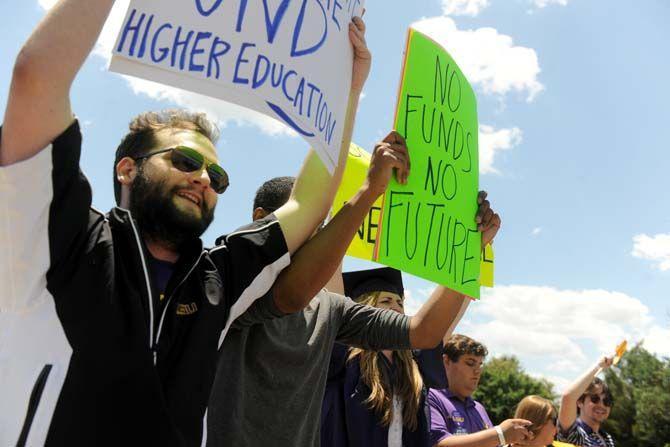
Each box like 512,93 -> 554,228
374,28 -> 481,298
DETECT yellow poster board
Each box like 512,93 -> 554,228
331,143 -> 384,260
480,243 -> 494,287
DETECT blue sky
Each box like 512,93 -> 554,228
2,0 -> 669,392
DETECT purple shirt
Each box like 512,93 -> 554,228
427,388 -> 494,445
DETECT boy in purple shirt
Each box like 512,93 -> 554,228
427,335 -> 532,447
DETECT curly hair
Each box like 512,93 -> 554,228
443,334 -> 488,362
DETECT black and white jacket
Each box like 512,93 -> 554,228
0,121 -> 290,446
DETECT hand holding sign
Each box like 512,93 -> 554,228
476,191 -> 501,246
332,140 -> 497,290
349,16 -> 371,93
366,131 -> 411,197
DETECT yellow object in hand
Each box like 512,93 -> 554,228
613,340 -> 628,366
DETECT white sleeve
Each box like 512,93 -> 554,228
0,145 -> 54,312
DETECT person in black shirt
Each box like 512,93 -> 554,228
0,0 -> 376,444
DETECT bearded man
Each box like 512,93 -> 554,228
0,0 -> 372,444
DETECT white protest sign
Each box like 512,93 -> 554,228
110,0 -> 365,171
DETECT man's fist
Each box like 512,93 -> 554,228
349,16 -> 371,93
476,191 -> 501,247
366,130 -> 410,198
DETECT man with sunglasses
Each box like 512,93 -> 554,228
0,0 -> 372,445
557,357 -> 616,447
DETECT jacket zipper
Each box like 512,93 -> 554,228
16,364 -> 53,447
155,252 -> 204,352
123,210 -> 156,363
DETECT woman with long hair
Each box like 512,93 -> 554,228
321,267 -> 468,446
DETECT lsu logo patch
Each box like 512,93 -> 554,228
176,302 -> 198,316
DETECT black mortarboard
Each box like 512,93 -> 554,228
342,267 -> 404,301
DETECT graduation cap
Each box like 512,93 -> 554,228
343,267 -> 404,301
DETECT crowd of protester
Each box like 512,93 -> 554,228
0,0 -> 618,446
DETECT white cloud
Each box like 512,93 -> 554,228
38,0 -> 296,137
643,325 -> 670,358
479,125 -> 522,174
546,358 -> 580,373
531,0 -> 569,9
473,286 -> 653,354
37,0 -> 56,8
402,290 -> 421,317
535,373 -> 572,393
404,287 -> 443,316
461,318 -> 587,361
412,16 -> 544,102
632,233 -> 670,271
531,227 -> 542,236
442,0 -> 490,17
407,283 -> 668,388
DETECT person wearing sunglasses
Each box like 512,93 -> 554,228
0,0 -> 372,445
557,357 -> 616,447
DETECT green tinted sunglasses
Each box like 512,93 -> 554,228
134,146 -> 230,194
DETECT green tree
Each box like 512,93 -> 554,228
473,355 -> 556,424
604,344 -> 670,446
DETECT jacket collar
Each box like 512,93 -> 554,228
445,388 -> 476,408
108,207 -> 204,259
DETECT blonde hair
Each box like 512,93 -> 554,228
514,395 -> 557,436
347,291 -> 424,430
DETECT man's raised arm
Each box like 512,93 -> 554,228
558,356 -> 614,431
0,0 -> 115,165
274,17 -> 371,256
273,130 -> 410,314
271,17 -> 372,313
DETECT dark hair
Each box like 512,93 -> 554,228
253,176 -> 295,212
443,334 -> 488,362
578,377 -> 613,410
113,109 -> 220,204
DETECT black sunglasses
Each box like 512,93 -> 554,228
589,394 -> 613,407
134,146 -> 229,194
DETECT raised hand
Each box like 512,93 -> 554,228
598,356 -> 615,370
366,130 -> 410,198
476,191 -> 501,247
348,16 -> 371,93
